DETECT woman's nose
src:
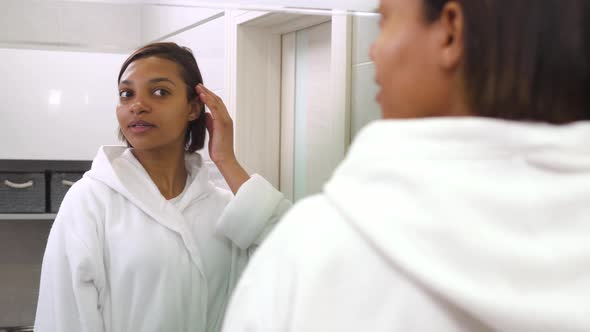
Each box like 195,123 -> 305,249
129,99 -> 150,115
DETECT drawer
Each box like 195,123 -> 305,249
0,173 -> 46,213
49,172 -> 83,213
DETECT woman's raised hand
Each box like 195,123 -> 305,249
196,84 -> 249,194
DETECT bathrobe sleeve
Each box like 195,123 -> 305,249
35,184 -> 106,332
216,174 -> 292,250
220,201 -> 307,332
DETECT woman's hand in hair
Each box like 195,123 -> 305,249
196,84 -> 249,194
196,84 -> 234,164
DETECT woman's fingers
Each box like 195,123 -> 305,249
204,112 -> 214,134
196,84 -> 235,160
198,83 -> 221,102
195,84 -> 231,122
196,84 -> 219,108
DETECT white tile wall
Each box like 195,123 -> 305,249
0,48 -> 125,160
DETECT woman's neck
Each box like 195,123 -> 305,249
132,146 -> 188,200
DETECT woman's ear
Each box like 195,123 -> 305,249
436,1 -> 465,70
188,100 -> 203,121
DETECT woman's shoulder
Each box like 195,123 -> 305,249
55,175 -> 115,225
62,175 -> 114,205
49,176 -> 112,250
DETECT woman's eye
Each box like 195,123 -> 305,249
153,89 -> 169,97
119,90 -> 133,98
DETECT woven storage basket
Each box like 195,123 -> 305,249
49,172 -> 83,213
0,173 -> 46,213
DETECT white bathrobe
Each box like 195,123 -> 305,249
223,118 -> 590,332
34,146 -> 290,332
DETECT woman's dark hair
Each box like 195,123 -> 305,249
423,0 -> 590,124
117,42 -> 206,152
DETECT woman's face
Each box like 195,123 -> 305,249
117,56 -> 198,152
371,0 -> 462,119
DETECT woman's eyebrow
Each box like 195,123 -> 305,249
119,78 -> 177,86
149,77 -> 176,86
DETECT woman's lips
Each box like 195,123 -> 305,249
129,125 -> 154,134
128,120 -> 156,134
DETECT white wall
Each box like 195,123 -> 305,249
140,5 -> 223,44
0,48 -> 124,160
350,15 -> 381,137
188,0 -> 378,12
164,15 -> 226,95
0,0 -> 141,53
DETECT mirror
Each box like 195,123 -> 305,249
0,0 -> 380,197
0,0 -> 381,202
0,0 -> 380,328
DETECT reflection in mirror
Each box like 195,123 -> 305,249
0,1 -> 380,330
0,0 -> 380,194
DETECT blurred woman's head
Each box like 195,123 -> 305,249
117,42 -> 206,153
372,0 -> 590,124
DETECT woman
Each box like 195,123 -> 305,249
34,42 -> 290,332
222,0 -> 590,331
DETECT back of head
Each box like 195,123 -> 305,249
426,0 -> 590,124
324,2 -> 590,330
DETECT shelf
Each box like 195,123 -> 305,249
0,214 -> 57,220
0,159 -> 92,172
